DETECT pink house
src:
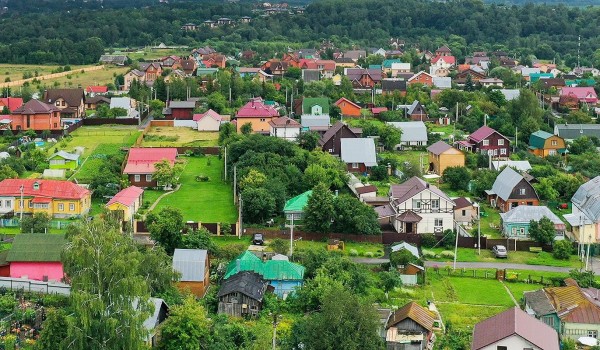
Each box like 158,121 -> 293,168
559,87 -> 598,104
6,233 -> 66,282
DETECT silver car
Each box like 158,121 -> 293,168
492,245 -> 508,258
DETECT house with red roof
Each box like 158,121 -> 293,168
456,125 -> 510,158
85,86 -> 108,95
334,97 -> 362,117
123,148 -> 178,188
0,97 -> 23,113
235,98 -> 280,134
6,99 -> 62,131
106,186 -> 144,222
429,55 -> 456,77
0,179 -> 91,218
407,71 -> 434,87
193,109 -> 228,131
559,87 -> 598,106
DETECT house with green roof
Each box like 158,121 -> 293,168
528,130 -> 567,158
301,98 -> 330,115
382,59 -> 402,70
225,251 -> 305,297
7,233 -> 67,282
530,73 -> 554,83
283,190 -> 312,223
565,79 -> 596,87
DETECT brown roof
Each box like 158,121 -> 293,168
471,307 -> 559,350
397,210 -> 422,223
12,99 -> 60,114
85,96 -> 110,105
318,121 -> 358,147
43,88 -> 84,108
390,177 -> 453,206
545,285 -> 600,324
426,140 -> 453,155
356,185 -> 377,195
453,197 -> 472,210
375,204 -> 395,218
268,116 -> 301,128
387,302 -> 435,331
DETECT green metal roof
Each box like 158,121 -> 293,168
283,190 -> 312,213
302,98 -> 330,114
528,130 -> 554,149
369,65 -> 382,70
196,68 -> 218,75
7,234 -> 67,262
565,79 -> 596,87
382,59 -> 402,69
530,73 -> 553,82
224,251 -> 305,281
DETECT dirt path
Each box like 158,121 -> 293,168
500,280 -> 519,306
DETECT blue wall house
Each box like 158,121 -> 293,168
500,205 -> 566,239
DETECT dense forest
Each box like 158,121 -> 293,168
485,0 -> 599,6
0,0 -> 599,66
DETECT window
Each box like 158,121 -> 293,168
498,139 -> 504,146
551,140 -> 557,146
461,209 -> 466,216
497,347 -> 507,350
351,163 -> 359,169
520,228 -> 525,235
19,200 -> 23,209
33,182 -> 39,190
482,139 -> 490,146
527,202 -> 533,206
260,118 -> 266,122
0,201 -> 3,208
33,203 -> 48,209
413,200 -> 421,209
69,203 -> 75,211
500,148 -> 507,155
58,203 -> 64,211
146,174 -> 152,182
434,218 -> 443,227
55,101 -> 60,106
549,149 -> 557,156
512,228 -> 517,235
28,201 -> 33,208
61,101 -> 65,106
134,175 -> 140,182
589,330 -> 598,338
542,316 -> 555,327
519,188 -> 526,195
431,199 -> 440,209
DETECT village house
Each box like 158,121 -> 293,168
193,109 -> 228,132
123,69 -> 146,90
105,186 -> 144,222
453,197 -> 477,227
528,130 -> 567,158
138,63 -> 163,82
235,97 -> 280,134
564,176 -> 600,246
85,86 -> 108,96
0,179 -> 91,218
173,249 -> 210,298
397,100 -> 428,121
5,99 -> 62,131
218,271 -> 268,318
456,125 -> 510,158
163,100 -> 196,120
559,86 -> 598,107
48,151 -> 80,170
318,121 -> 360,156
385,302 -> 437,350
43,88 -> 85,119
487,166 -> 539,212
382,79 -> 407,95
284,190 -> 312,224
407,71 -> 434,87
429,55 -> 456,77
346,68 -> 383,89
387,121 -> 428,150
389,177 -> 455,234
500,205 -> 565,239
6,233 -> 67,282
554,123 -> 600,142
426,141 -> 465,175
269,116 -> 301,141
340,138 -> 377,174
122,148 -> 178,188
0,97 -> 23,113
84,96 -> 110,110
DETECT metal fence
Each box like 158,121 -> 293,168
0,277 -> 70,295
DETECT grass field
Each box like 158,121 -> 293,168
123,48 -> 190,61
61,126 -> 140,157
426,247 -> 582,268
35,66 -> 128,89
0,64 -> 85,83
141,127 -> 219,147
152,156 -> 238,223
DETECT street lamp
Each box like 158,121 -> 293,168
473,202 -> 481,255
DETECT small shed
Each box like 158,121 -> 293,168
218,271 -> 268,318
7,234 -> 67,282
172,249 -> 209,297
48,151 -> 80,170
390,242 -> 420,259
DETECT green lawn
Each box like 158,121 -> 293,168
152,156 -> 238,223
426,247 -> 582,268
503,282 -> 540,303
294,240 -> 385,257
71,143 -> 125,182
436,303 -> 508,331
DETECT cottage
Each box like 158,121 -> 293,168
193,109 -> 227,131
559,87 -> 598,105
48,151 -> 80,170
85,96 -> 110,110
218,271 -> 268,317
99,55 -> 127,66
43,89 -> 85,118
453,197 -> 477,227
269,117 -> 301,141
487,167 -> 539,212
500,205 -> 565,239
340,138 -> 377,173
163,100 -> 196,120
407,71 -> 434,87
7,233 -> 67,282
387,121 -> 428,149
471,307 -> 559,350
429,55 -> 456,77
554,123 -> 600,142
0,179 -> 90,218
235,97 -> 280,134
173,249 -> 210,297
432,77 -> 452,89
479,78 -> 503,87
386,302 -> 436,350
382,79 -> 407,95
8,99 -> 61,131
564,176 -> 600,245
318,121 -> 360,156
346,68 -> 383,88
106,186 -> 144,222
389,177 -> 455,234
123,148 -> 178,188
397,100 -> 428,121
300,97 -> 330,131
426,141 -> 465,175
283,190 -> 311,223
528,130 -> 567,158
456,125 -> 510,158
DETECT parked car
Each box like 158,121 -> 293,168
492,245 -> 508,258
252,233 -> 264,245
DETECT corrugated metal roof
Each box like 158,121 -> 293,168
283,190 -> 312,213
172,249 -> 207,282
427,141 -> 453,155
340,138 -> 377,166
387,302 -> 435,331
572,176 -> 600,222
524,290 -> 556,316
224,251 -> 305,281
387,121 -> 428,143
491,160 -> 532,172
491,167 -> 525,202
499,206 -> 564,227
390,242 -> 419,258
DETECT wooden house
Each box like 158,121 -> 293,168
385,302 -> 436,350
487,167 -> 539,212
7,233 -> 67,282
318,121 -> 360,156
218,271 -> 268,318
528,130 -> 567,158
334,97 -> 361,117
426,141 -> 464,175
122,148 -> 178,188
173,249 -> 210,297
106,186 -> 144,222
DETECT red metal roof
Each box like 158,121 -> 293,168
0,97 -> 23,112
85,86 -> 108,93
193,109 -> 223,122
31,197 -> 52,203
106,186 -> 144,207
559,87 -> 598,103
123,148 -> 178,174
469,125 -> 504,143
236,98 -> 280,118
0,179 -> 89,200
371,107 -> 388,114
431,55 -> 456,65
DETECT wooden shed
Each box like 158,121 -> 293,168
172,249 -> 209,297
217,271 -> 268,318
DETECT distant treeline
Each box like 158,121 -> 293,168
485,0 -> 598,6
0,0 -> 598,66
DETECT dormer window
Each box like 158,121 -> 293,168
33,182 -> 39,190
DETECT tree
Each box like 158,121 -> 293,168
240,122 -> 253,135
297,130 -> 320,151
332,195 -> 380,235
218,122 -> 236,145
284,66 -> 302,79
464,74 -> 474,91
442,166 -> 471,191
146,207 -> 185,255
303,182 -> 334,233
378,123 -> 402,150
207,91 -> 228,113
157,296 -> 210,350
238,168 -> 267,191
149,99 -> 165,118
528,216 -> 556,246
20,212 -> 51,233
0,165 -> 17,181
534,178 -> 559,201
390,249 -> 419,268
553,239 -> 573,260
181,227 -> 218,255
241,187 -> 275,224
289,284 -> 382,350
370,165 -> 389,181
153,160 -> 180,189
37,308 -> 69,350
61,219 -> 151,349
269,238 -> 288,255
569,136 -> 597,155
379,269 -> 402,298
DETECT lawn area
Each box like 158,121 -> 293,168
429,274 -> 515,306
211,235 -> 251,248
72,143 -> 125,182
123,48 -> 190,61
61,126 -> 140,156
503,282 -> 540,303
0,63 -> 85,83
141,127 -> 219,147
436,303 -> 507,331
35,65 -> 128,89
152,156 -> 238,223
425,247 -> 582,268
294,240 -> 385,257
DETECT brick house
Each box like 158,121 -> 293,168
8,99 -> 62,131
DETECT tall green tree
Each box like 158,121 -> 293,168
146,207 -> 185,255
528,216 -> 556,246
303,182 -> 334,233
157,296 -> 211,350
20,212 -> 51,233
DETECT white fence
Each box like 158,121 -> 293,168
0,277 -> 70,295
173,120 -> 197,128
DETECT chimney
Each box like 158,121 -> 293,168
236,259 -> 241,273
426,183 -> 430,188
262,253 -> 267,262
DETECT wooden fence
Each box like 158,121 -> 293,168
427,267 -> 562,286
135,220 -> 236,235
82,118 -> 139,126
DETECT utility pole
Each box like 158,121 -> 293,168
233,165 -> 237,204
289,215 -> 295,258
238,197 -> 242,240
224,146 -> 227,181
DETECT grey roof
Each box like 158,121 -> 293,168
144,298 -> 167,336
217,271 -> 268,301
49,150 -> 79,161
491,167 -> 526,202
340,138 -> 377,166
554,123 -> 600,140
375,204 -> 395,219
390,242 -> 420,258
301,114 -> 330,128
381,79 -> 407,92
110,97 -> 133,110
521,67 -> 541,76
432,77 -> 451,89
387,121 -> 428,143
499,205 -> 564,225
524,290 -> 556,317
571,176 -> 600,222
172,249 -> 207,282
168,100 -> 196,109
497,89 -> 520,101
397,100 -> 421,115
491,160 -> 532,172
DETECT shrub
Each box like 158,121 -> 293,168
553,240 -> 573,260
440,250 -> 455,259
196,175 -> 209,182
420,233 -> 438,248
220,223 -> 232,235
348,249 -> 358,256
365,252 -> 374,258
421,249 -> 437,259
269,238 -> 288,255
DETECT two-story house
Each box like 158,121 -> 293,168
300,98 -> 330,132
487,167 -> 539,212
318,121 -> 360,156
334,97 -> 362,117
43,89 -> 85,118
528,130 -> 567,158
389,177 -> 455,234
456,125 -> 510,158
235,98 -> 280,134
8,99 -> 62,131
429,56 -> 456,77
426,141 -> 465,175
139,63 -> 163,82
340,138 -> 377,173
123,148 -> 178,188
564,176 -> 600,246
407,71 -> 434,87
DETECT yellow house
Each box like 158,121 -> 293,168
427,141 -> 465,175
106,186 -> 144,222
235,98 -> 280,134
528,130 -> 567,158
0,179 -> 90,218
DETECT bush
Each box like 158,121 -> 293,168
420,233 -> 438,248
196,175 -> 209,182
220,223 -> 232,235
269,238 -> 288,255
348,249 -> 358,256
440,250 -> 455,259
421,249 -> 437,259
553,240 -> 573,260
364,252 -> 374,258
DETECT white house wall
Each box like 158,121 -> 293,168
478,335 -> 542,350
270,126 -> 300,141
392,190 -> 455,234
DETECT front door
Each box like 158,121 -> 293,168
405,222 -> 413,233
